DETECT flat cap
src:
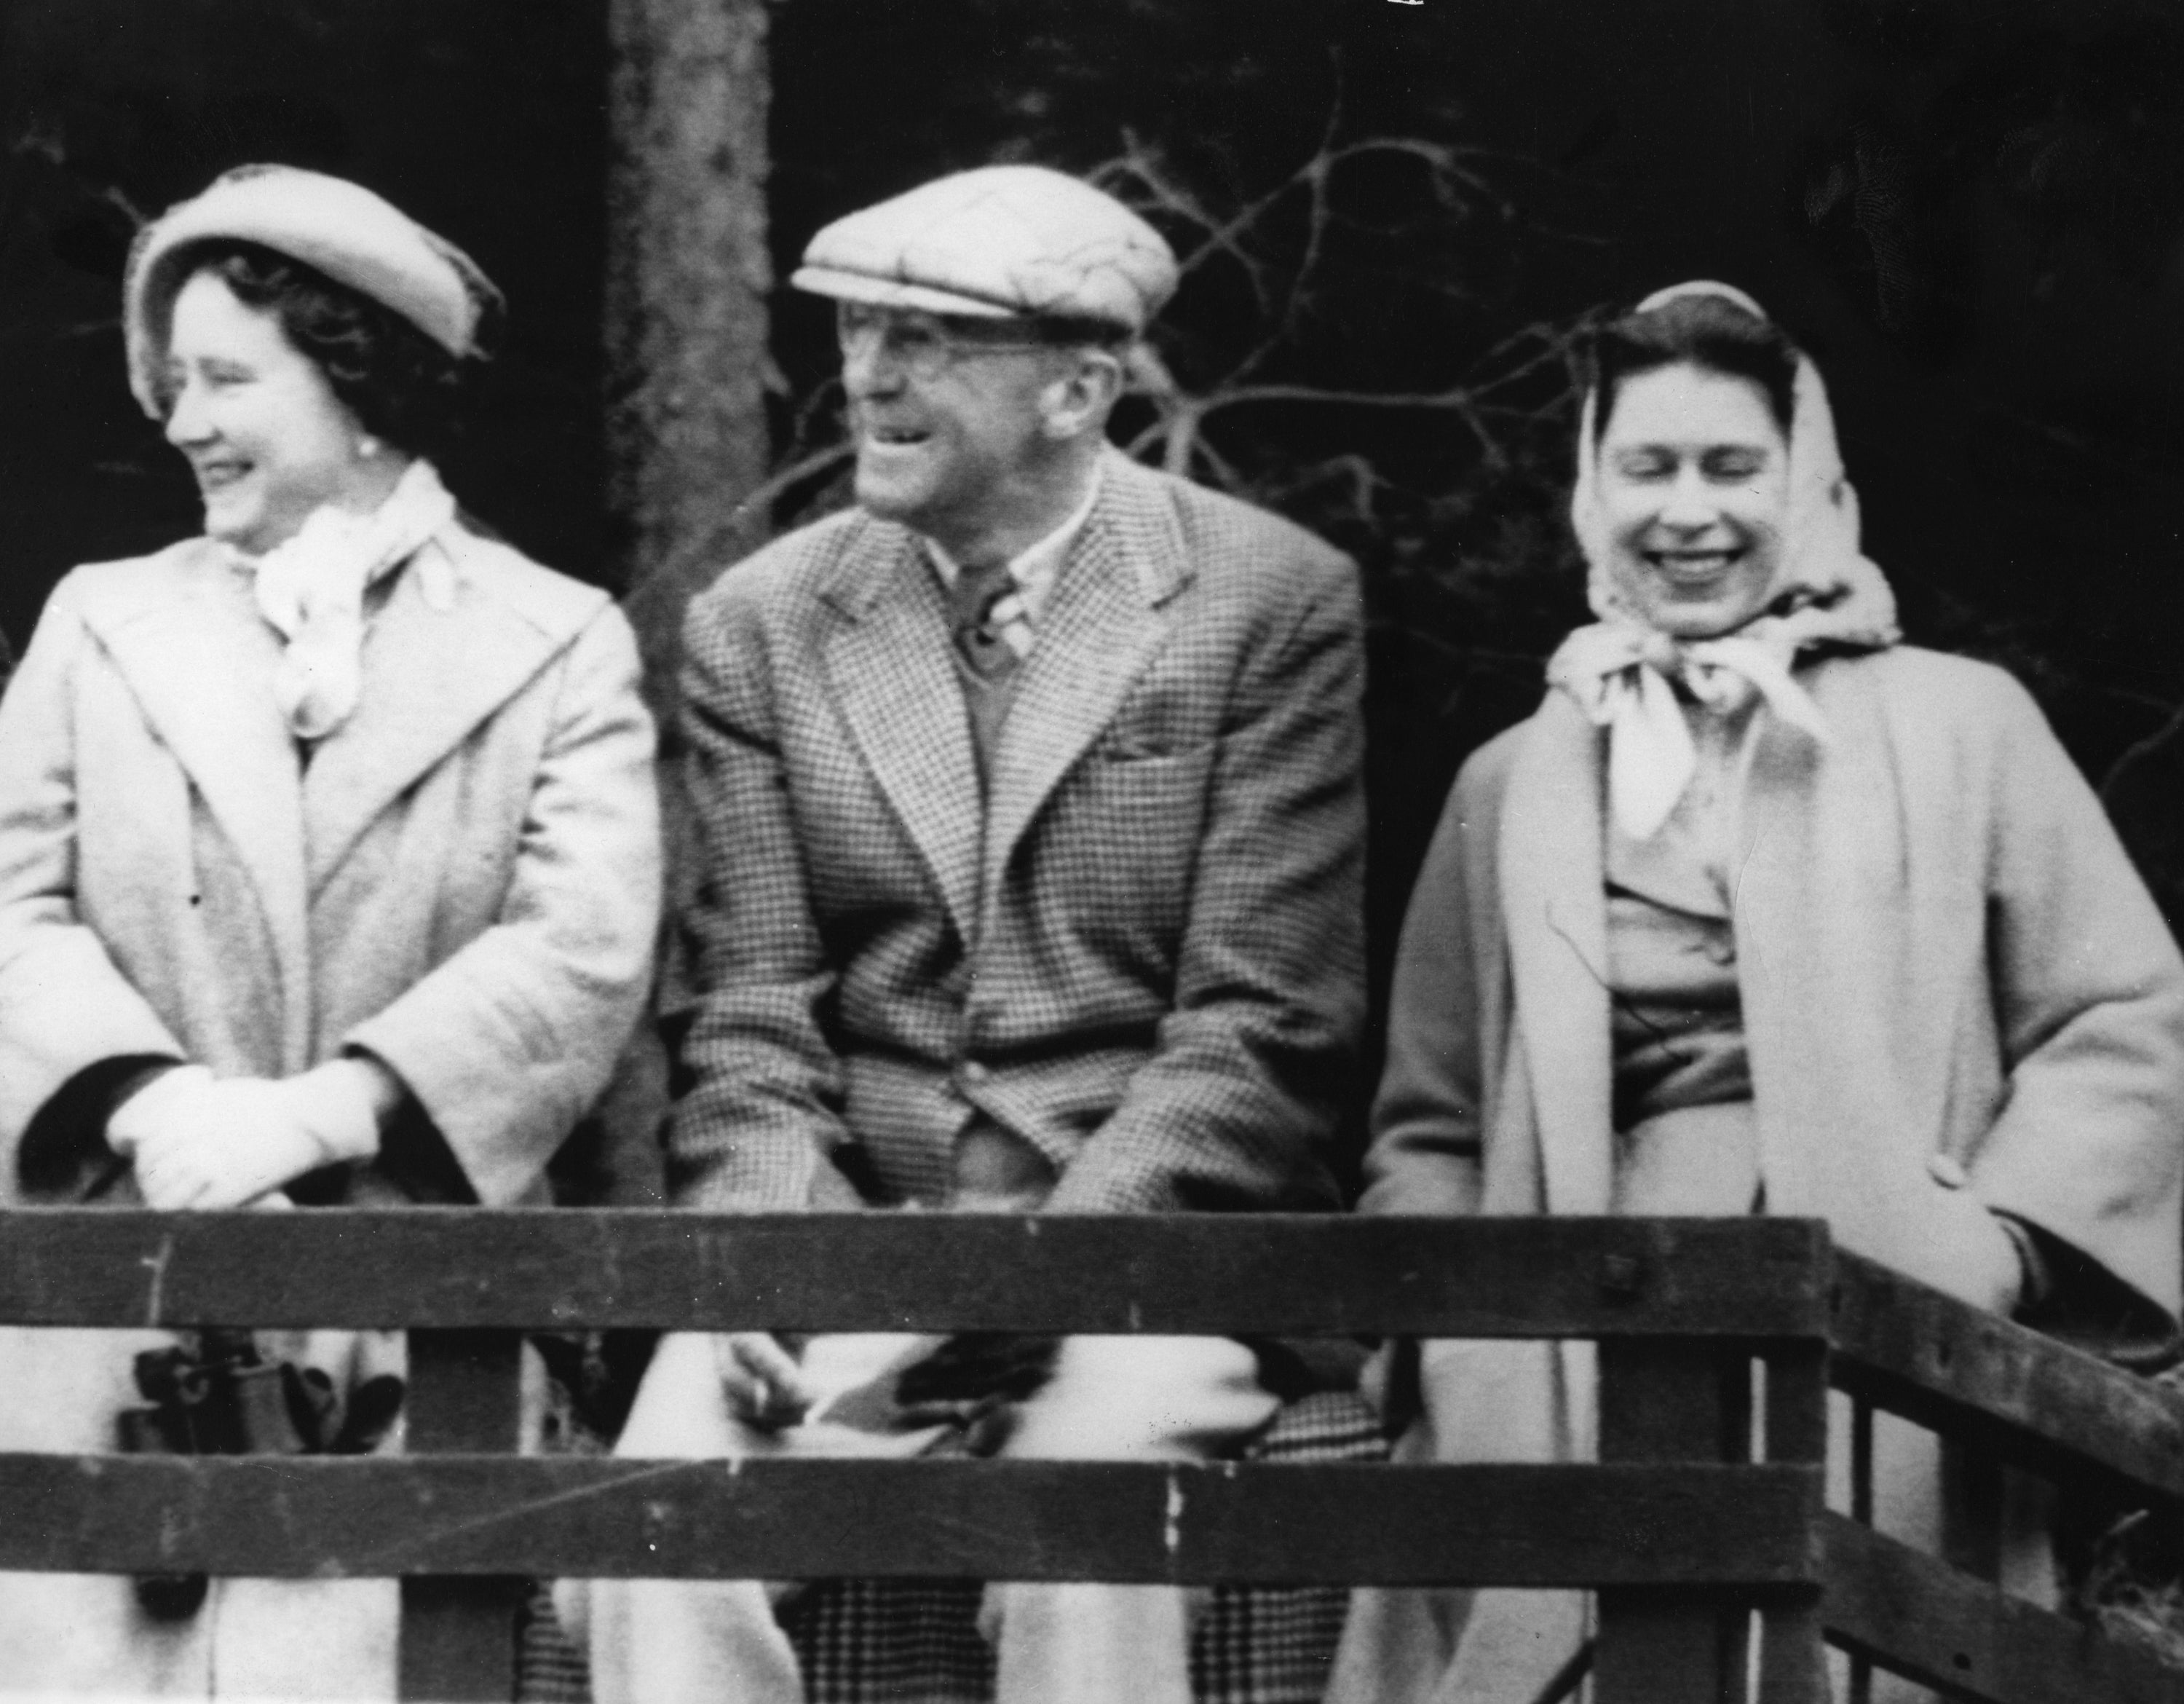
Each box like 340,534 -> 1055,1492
124,165 -> 502,418
791,165 -> 1176,336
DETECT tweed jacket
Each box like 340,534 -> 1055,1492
0,523 -> 662,1207
669,449 -> 1366,1215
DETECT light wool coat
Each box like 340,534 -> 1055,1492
0,524 -> 660,1698
1333,646 -> 2184,1704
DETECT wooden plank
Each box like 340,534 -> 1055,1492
1596,1341 -> 1754,1703
1939,1447 -> 2006,1585
1821,1513 -> 2183,1704
404,1330 -> 524,1454
0,1210 -> 1832,1338
398,1577 -> 521,1703
1757,1344 -> 1831,1704
399,1331 -> 525,1702
0,1456 -> 1823,1587
1763,1343 -> 1830,1470
1829,1251 -> 2184,1504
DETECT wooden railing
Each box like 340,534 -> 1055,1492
0,1210 -> 2176,1703
1825,1252 -> 2184,1704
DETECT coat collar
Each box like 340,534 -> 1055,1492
1496,670 -> 1917,1227
299,530 -> 582,894
816,451 -> 1192,942
79,540 -> 312,1022
1497,692 -> 1616,1215
78,528 -> 593,939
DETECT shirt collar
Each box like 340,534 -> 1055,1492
922,461 -> 1103,626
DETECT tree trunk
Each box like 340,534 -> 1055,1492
605,0 -> 774,709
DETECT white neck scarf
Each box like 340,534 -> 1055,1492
1549,282 -> 1900,840
228,459 -> 459,741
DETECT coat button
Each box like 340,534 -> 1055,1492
1926,1152 -> 1970,1190
960,1060 -> 991,1085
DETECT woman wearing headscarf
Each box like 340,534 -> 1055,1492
1327,283 -> 2184,1703
0,165 -> 660,1697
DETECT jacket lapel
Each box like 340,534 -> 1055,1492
982,465 -> 1184,902
80,543 -> 312,1018
302,535 -> 569,896
820,528 -> 984,943
1498,695 -> 1616,1215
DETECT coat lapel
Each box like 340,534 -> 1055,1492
80,544 -> 313,1021
302,535 -> 569,896
1730,685 -> 1936,1242
1498,695 -> 1616,1215
820,529 -> 984,943
982,467 -> 1184,902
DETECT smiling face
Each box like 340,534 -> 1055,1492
162,269 -> 382,556
1594,363 -> 1791,639
836,303 -> 1111,560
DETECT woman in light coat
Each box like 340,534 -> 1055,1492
1329,283 -> 2184,1704
0,165 -> 660,1698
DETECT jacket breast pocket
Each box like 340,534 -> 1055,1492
1059,741 -> 1218,944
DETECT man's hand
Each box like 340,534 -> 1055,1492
711,1331 -> 813,1430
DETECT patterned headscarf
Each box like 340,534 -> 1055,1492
1548,281 -> 1899,840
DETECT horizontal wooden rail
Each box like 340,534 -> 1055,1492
0,1456 -> 1822,1587
23,1212 -> 2177,1704
1821,1514 -> 2181,1704
0,1210 -> 1833,1338
1829,1251 -> 2184,1503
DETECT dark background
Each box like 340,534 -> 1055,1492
4,0 -> 2182,1011
0,0 -> 612,634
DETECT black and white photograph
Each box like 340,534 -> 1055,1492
0,2 -> 2180,1700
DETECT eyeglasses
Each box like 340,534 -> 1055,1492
834,304 -> 1056,382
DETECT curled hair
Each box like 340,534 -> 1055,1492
1588,292 -> 1799,442
159,240 -> 469,457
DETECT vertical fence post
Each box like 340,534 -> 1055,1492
1758,1340 -> 1829,1703
1848,1394 -> 1876,1704
1940,1444 -> 2008,1584
399,1329 -> 527,1702
1594,1338 -> 1746,1704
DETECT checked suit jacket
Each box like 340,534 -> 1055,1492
668,449 -> 1366,1216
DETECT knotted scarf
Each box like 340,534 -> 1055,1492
228,459 -> 459,741
1548,281 -> 1899,840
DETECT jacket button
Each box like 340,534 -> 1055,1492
1926,1152 -> 1970,1190
960,1060 -> 991,1085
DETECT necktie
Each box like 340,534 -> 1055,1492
950,558 -> 1022,682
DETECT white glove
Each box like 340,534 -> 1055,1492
107,1065 -> 235,1165
112,1061 -> 387,1211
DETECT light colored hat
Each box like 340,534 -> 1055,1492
123,164 -> 503,417
791,165 -> 1177,335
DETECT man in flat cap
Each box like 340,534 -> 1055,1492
561,164 -> 1366,1704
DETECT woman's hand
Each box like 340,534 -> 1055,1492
711,1332 -> 813,1431
1892,1183 -> 2026,1316
108,1060 -> 390,1210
